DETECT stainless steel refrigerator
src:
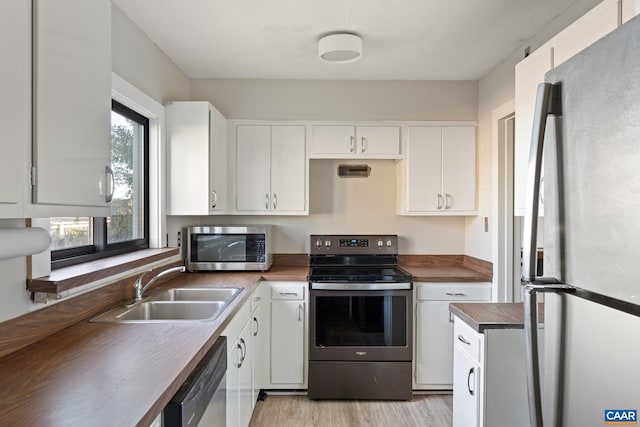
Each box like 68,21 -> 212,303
522,15 -> 640,427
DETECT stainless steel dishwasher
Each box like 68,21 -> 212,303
164,336 -> 227,427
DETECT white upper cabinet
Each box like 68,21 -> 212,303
32,0 -> 112,213
553,0 -> 619,67
166,101 -> 228,215
398,125 -> 476,215
0,0 -> 30,218
514,0 -> 622,216
311,124 -> 401,159
236,124 -> 307,214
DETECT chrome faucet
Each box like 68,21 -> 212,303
132,265 -> 186,303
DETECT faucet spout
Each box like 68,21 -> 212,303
132,266 -> 186,303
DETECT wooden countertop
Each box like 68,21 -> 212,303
0,272 -> 263,427
449,303 -> 544,333
0,260 -> 490,427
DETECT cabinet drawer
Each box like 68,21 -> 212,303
454,316 -> 482,361
416,283 -> 491,301
271,283 -> 305,300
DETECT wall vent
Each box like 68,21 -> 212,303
337,164 -> 371,178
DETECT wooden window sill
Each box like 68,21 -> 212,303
27,248 -> 180,294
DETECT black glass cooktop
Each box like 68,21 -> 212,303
309,266 -> 412,283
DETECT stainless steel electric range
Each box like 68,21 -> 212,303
307,234 -> 413,400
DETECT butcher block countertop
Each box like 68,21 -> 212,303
450,303 -> 544,333
0,255 -> 490,427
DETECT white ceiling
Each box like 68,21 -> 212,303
114,0 -> 587,80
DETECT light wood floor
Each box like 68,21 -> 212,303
249,394 -> 453,427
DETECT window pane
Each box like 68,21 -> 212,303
108,109 -> 145,244
50,217 -> 92,250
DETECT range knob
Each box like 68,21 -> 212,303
386,239 -> 392,247
377,239 -> 384,248
324,239 -> 332,248
315,239 -> 323,249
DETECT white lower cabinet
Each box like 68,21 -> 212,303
414,283 -> 490,389
452,315 -> 535,427
223,288 -> 256,427
265,282 -> 308,388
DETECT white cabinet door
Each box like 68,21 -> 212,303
32,0 -> 112,210
554,0 -> 619,66
405,127 -> 442,212
442,126 -> 476,212
271,300 -> 305,384
401,126 -> 476,214
0,0 -> 29,217
311,125 -> 355,155
167,102 -> 228,215
236,125 -> 271,211
311,124 -> 401,158
251,295 -> 264,407
271,126 -> 306,212
514,41 -> 553,216
356,126 -> 401,156
238,320 -> 253,427
415,301 -> 453,386
453,344 -> 481,427
226,334 -> 242,427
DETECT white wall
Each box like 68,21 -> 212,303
0,4 -> 190,323
167,79 -> 479,255
168,159 -> 467,254
467,0 -> 603,263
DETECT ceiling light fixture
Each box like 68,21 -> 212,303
318,33 -> 362,63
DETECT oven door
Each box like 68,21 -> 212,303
309,286 -> 412,361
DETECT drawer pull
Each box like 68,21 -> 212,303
279,292 -> 299,296
457,334 -> 471,345
446,292 -> 467,297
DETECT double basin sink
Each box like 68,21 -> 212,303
91,287 -> 242,323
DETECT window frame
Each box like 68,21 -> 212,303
50,100 -> 150,269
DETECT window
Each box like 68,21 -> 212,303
50,100 -> 149,268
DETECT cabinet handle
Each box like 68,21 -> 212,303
279,292 -> 299,297
457,334 -> 471,345
211,189 -> 217,208
361,137 -> 368,153
239,338 -> 247,364
105,165 -> 115,203
436,193 -> 443,210
445,193 -> 452,209
272,193 -> 278,210
446,292 -> 466,297
349,136 -> 355,153
253,316 -> 259,337
236,342 -> 243,368
265,193 -> 270,210
467,367 -> 475,396
298,303 -> 302,322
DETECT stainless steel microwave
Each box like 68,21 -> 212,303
186,225 -> 272,271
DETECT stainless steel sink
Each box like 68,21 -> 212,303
152,287 -> 241,303
91,287 -> 243,323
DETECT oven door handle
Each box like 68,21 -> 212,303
310,282 -> 412,291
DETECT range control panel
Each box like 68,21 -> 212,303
310,235 -> 398,255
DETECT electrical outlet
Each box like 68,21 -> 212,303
484,217 -> 489,232
177,231 -> 181,247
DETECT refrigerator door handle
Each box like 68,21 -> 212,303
522,82 -> 553,284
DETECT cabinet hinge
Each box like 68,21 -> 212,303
30,166 -> 37,187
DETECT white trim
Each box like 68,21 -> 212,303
111,73 -> 166,249
490,99 -> 515,303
